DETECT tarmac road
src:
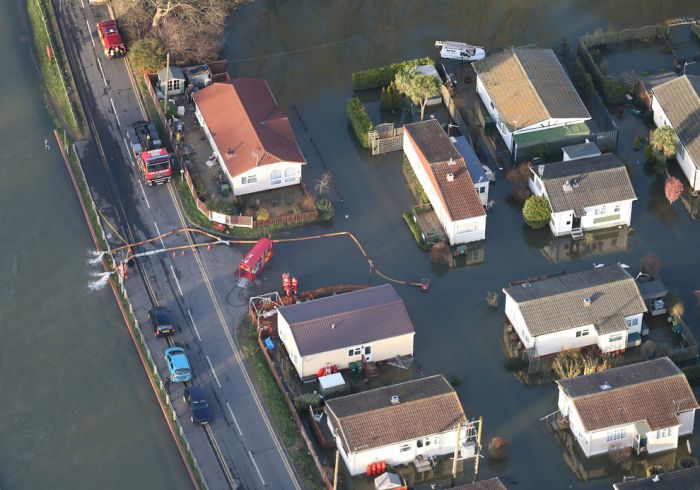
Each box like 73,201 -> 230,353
56,1 -> 302,489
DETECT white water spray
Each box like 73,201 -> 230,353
88,271 -> 113,291
87,250 -> 106,266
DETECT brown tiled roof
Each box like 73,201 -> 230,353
473,48 -> 590,131
652,75 -> 700,170
538,153 -> 637,215
449,478 -> 508,490
192,79 -> 305,178
503,264 -> 646,337
613,466 -> 700,490
277,284 -> 414,357
325,375 -> 466,452
557,358 -> 699,432
404,120 -> 485,221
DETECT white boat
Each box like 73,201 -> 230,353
435,40 -> 486,62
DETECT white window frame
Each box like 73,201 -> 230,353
284,167 -> 296,183
606,428 -> 626,442
247,174 -> 257,184
270,169 -> 282,185
625,317 -> 639,327
347,346 -> 361,357
399,444 -> 412,453
656,428 -> 671,439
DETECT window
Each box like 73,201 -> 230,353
347,347 -> 361,357
456,220 -> 477,235
364,346 -> 371,355
241,177 -> 246,185
270,169 -> 282,185
167,80 -> 180,92
625,317 -> 639,328
609,334 -> 623,343
614,204 -> 621,213
479,186 -> 486,194
247,174 -> 257,184
576,329 -> 589,337
656,428 -> 671,439
677,143 -> 685,160
417,439 -> 423,448
594,206 -> 608,216
284,167 -> 296,183
606,428 -> 627,442
400,444 -> 412,453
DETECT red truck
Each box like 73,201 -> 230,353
127,122 -> 172,185
96,19 -> 126,59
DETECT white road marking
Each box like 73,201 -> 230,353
206,356 -> 222,388
187,309 -> 202,341
96,57 -> 107,86
248,450 -> 266,486
226,402 -> 243,436
123,138 -> 134,166
109,98 -> 121,127
169,264 -> 184,296
138,181 -> 151,208
154,222 -> 165,248
86,20 -> 95,47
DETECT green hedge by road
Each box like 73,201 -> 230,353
351,56 -> 434,90
347,97 -> 373,148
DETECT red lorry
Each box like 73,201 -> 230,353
96,19 -> 126,59
127,122 -> 172,185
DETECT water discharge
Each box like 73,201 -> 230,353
88,271 -> 113,290
87,249 -> 106,266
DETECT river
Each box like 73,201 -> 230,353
225,1 -> 700,488
0,1 -> 191,488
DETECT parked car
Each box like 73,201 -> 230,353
149,306 -> 175,337
164,347 -> 192,382
184,386 -> 212,424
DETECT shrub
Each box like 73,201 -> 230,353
128,38 -> 166,73
552,350 -> 583,379
347,98 -> 374,148
633,136 -> 642,151
504,357 -> 527,371
351,56 -> 433,90
293,392 -> 322,411
316,199 -> 334,221
256,208 -> 269,221
665,176 -> 684,204
602,78 -> 627,105
644,144 -> 657,164
488,437 -> 510,460
402,213 -> 430,251
522,195 -> 551,229
486,291 -> 499,308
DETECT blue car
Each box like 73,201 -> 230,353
184,386 -> 212,424
164,347 -> 192,382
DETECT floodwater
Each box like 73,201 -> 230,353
0,1 -> 191,488
225,1 -> 700,488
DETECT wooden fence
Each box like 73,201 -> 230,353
368,123 -> 404,155
441,84 -> 470,137
255,209 -> 317,228
183,167 -> 254,228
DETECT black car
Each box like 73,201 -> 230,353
184,386 -> 212,424
148,306 -> 175,337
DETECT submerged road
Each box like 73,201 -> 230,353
56,1 -> 301,488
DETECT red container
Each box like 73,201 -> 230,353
366,464 -> 372,476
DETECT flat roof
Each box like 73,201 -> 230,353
452,136 -> 487,184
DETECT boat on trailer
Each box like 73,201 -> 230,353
435,40 -> 486,62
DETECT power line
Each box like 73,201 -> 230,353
229,37 -> 352,63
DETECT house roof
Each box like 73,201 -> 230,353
404,120 -> 485,221
636,279 -> 669,300
613,466 -> 700,489
192,79 -> 305,178
158,66 -> 185,82
277,284 -> 414,357
325,375 -> 466,452
452,136 -> 488,184
562,141 -> 601,160
472,48 -> 590,131
557,358 -> 699,432
503,264 -> 647,337
652,75 -> 700,170
448,478 -> 508,490
536,153 -> 637,215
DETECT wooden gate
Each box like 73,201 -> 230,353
368,123 -> 404,155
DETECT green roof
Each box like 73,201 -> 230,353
513,122 -> 591,147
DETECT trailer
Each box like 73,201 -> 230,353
237,238 -> 273,288
127,121 -> 171,185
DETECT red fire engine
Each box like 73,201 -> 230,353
96,19 -> 126,59
237,238 -> 273,288
127,122 -> 172,185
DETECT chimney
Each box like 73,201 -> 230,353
390,395 -> 400,405
583,297 -> 592,307
446,172 -> 455,182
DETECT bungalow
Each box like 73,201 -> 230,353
451,135 -> 490,206
473,48 -> 591,161
404,119 -> 486,245
276,284 -> 415,380
503,264 -> 647,358
193,79 -> 306,196
613,466 -> 700,489
448,478 -> 507,490
556,357 -> 699,458
325,375 -> 472,476
650,75 -> 700,192
528,153 -> 637,237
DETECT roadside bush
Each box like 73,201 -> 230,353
602,78 -> 627,106
522,195 -> 551,229
128,38 -> 166,73
402,213 -> 430,251
351,56 -> 433,90
633,136 -> 642,151
347,98 -> 374,148
504,357 -> 527,372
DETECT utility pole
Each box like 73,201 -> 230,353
163,52 -> 170,116
332,450 -> 339,490
452,420 -> 462,479
472,416 -> 484,483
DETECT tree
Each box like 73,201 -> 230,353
380,86 -> 388,112
650,126 -> 678,159
522,195 -> 551,229
394,66 -> 441,120
552,350 -> 583,379
664,176 -> 684,204
602,78 -> 627,105
128,38 -> 166,72
314,172 -> 333,197
149,0 -> 226,30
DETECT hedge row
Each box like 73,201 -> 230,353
352,56 -> 434,90
347,97 -> 374,148
403,212 -> 430,251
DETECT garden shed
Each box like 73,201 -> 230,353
158,66 -> 186,96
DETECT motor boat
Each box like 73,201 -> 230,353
435,40 -> 486,62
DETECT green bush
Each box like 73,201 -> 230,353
347,98 -> 374,148
504,357 -> 528,372
293,392 -> 322,411
644,144 -> 658,164
683,365 -> 700,384
633,137 -> 642,151
128,38 -> 166,73
522,195 -> 552,229
602,78 -> 628,105
572,58 -> 595,100
351,56 -> 433,90
402,212 -> 430,251
316,198 -> 334,221
256,208 -> 269,221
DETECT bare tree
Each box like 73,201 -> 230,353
314,172 -> 333,197
150,0 -> 223,29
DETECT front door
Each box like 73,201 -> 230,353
363,345 -> 373,362
416,437 -> 429,456
572,216 -> 581,229
634,434 -> 648,454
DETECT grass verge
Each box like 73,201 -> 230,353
236,317 -> 325,490
26,0 -> 82,134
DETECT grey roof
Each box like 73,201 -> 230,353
652,75 -> 700,170
613,466 -> 700,490
404,119 -> 462,164
503,264 -> 647,337
449,478 -> 508,490
158,66 -> 185,82
452,136 -> 487,184
277,284 -> 414,357
636,279 -> 668,300
537,153 -> 637,215
562,141 -> 601,160
596,315 -> 628,334
473,48 -> 590,131
325,375 -> 466,452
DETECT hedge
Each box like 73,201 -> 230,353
403,212 -> 430,251
347,97 -> 373,148
352,56 -> 434,90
